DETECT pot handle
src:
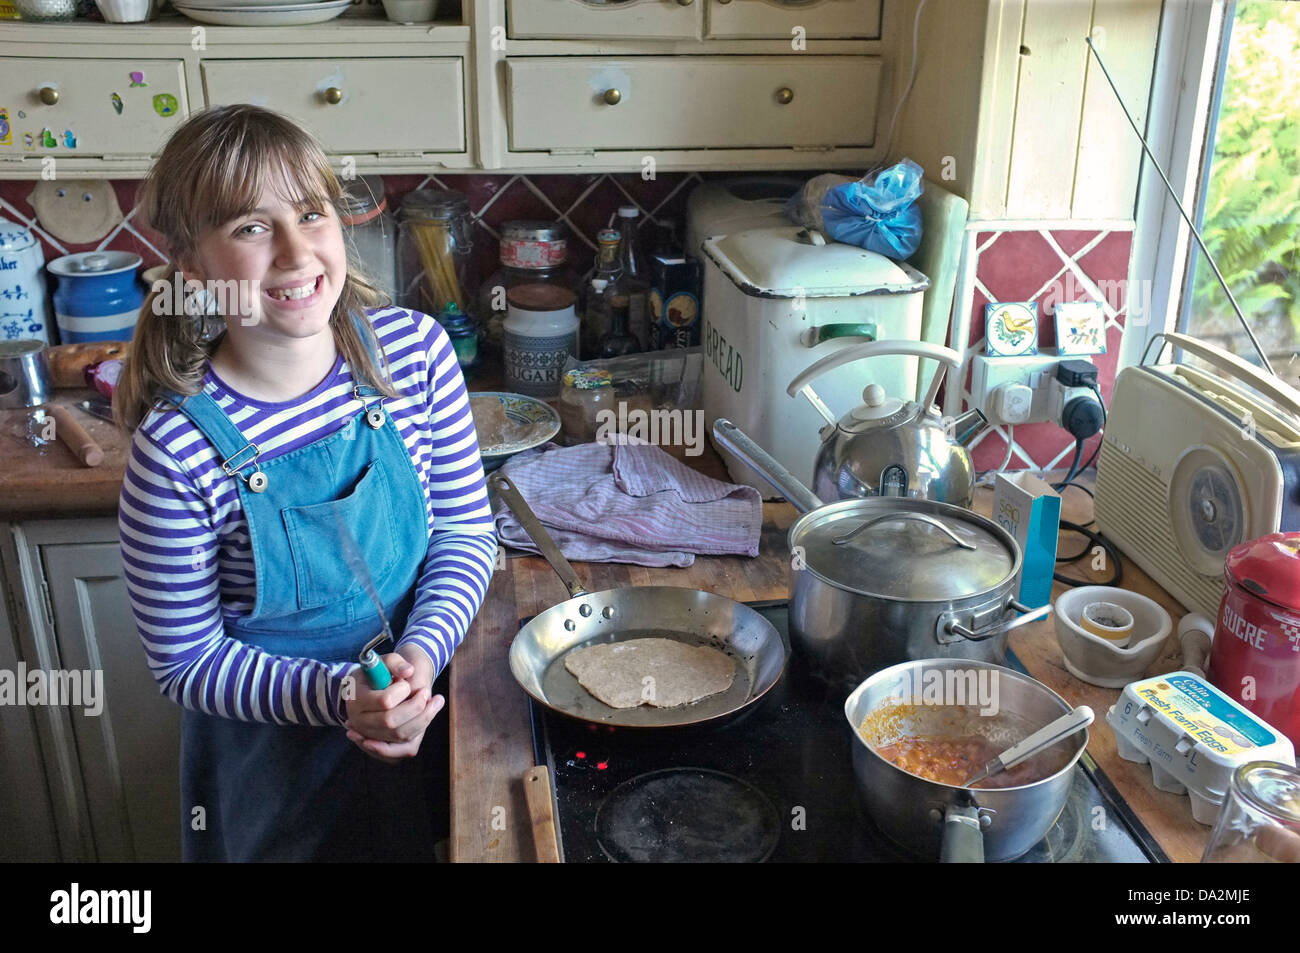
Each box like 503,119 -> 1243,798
941,599 -> 1051,644
939,804 -> 985,863
711,418 -> 825,514
490,474 -> 589,600
832,512 -> 977,549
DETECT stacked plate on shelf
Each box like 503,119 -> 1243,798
172,0 -> 352,26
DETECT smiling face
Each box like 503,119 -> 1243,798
181,178 -> 347,342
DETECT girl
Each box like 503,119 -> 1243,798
116,104 -> 497,862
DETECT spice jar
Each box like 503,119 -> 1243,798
397,188 -> 474,317
340,176 -> 398,304
558,367 -> 614,445
503,283 -> 579,399
477,220 -> 579,361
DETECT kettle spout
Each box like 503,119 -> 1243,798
949,408 -> 989,447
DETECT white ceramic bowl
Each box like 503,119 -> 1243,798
1053,586 -> 1173,688
381,0 -> 436,23
94,0 -> 155,21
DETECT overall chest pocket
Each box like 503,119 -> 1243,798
281,460 -> 399,612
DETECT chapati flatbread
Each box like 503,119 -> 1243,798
564,638 -> 736,709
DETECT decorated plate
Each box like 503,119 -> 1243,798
471,391 -> 561,472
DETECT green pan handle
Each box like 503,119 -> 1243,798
359,650 -> 392,690
799,323 -> 877,347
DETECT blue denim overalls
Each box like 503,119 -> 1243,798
161,329 -> 438,862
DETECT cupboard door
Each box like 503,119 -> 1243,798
506,0 -> 703,40
506,56 -> 880,150
202,58 -> 465,154
0,58 -> 187,159
43,542 -> 182,862
706,0 -> 882,40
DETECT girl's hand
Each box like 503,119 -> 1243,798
343,652 -> 444,764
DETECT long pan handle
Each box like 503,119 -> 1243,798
490,473 -> 588,599
711,418 -> 824,514
523,766 -> 561,864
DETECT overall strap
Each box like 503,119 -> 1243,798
158,388 -> 263,481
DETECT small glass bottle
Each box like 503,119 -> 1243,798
599,299 -> 640,358
439,302 -> 479,379
478,220 -> 579,362
579,227 -> 622,358
339,175 -> 398,305
612,205 -> 651,351
396,188 -> 474,317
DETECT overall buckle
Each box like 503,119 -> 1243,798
353,385 -> 388,430
222,442 -> 268,493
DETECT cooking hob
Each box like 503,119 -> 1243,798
527,601 -> 1168,863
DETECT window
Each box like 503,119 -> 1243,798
1180,0 -> 1300,386
1128,0 -> 1300,390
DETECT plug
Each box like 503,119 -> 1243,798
989,382 -> 1034,425
1062,393 -> 1104,439
1055,359 -> 1099,388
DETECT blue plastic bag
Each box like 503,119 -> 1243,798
819,159 -> 924,259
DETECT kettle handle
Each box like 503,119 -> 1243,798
787,340 -> 962,405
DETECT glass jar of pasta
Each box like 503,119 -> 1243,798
396,188 -> 475,318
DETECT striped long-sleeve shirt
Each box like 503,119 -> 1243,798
118,306 -> 498,728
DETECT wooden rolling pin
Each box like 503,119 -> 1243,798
523,766 -> 561,864
44,404 -> 104,467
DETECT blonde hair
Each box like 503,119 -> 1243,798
116,104 -> 401,431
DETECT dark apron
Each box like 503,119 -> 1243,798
163,360 -> 441,862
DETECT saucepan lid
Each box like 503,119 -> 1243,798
790,497 -> 1019,602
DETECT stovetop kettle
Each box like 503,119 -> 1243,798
789,340 -> 988,509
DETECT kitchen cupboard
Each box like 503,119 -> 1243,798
0,20 -> 474,177
0,0 -> 895,176
0,519 -> 181,862
0,1 -> 1164,218
890,0 -> 1163,222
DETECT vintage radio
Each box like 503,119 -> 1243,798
1094,333 -> 1300,618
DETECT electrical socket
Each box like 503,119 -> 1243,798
970,352 -> 1062,426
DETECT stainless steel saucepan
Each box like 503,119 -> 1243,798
712,418 -> 1050,691
490,473 -> 789,729
846,658 -> 1089,862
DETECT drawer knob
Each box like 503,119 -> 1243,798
603,88 -> 622,106
38,86 -> 60,106
715,0 -> 730,4
776,87 -> 794,105
677,0 -> 695,5
323,87 -> 344,105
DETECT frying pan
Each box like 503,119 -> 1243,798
491,473 -> 789,729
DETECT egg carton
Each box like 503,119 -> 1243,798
1107,671 -> 1295,826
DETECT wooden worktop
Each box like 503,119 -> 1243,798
0,389 -> 130,521
449,454 -> 1208,864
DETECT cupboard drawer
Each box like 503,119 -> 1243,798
507,0 -> 702,40
707,0 -> 882,40
506,56 -> 879,151
202,58 -> 464,154
0,58 -> 187,158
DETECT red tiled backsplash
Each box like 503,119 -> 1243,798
960,228 -> 1134,474
0,172 -> 717,295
